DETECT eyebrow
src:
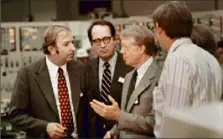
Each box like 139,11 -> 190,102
93,36 -> 111,39
63,40 -> 74,43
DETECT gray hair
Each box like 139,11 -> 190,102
120,24 -> 155,55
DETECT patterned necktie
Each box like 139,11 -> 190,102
101,62 -> 112,104
125,70 -> 138,109
58,67 -> 74,136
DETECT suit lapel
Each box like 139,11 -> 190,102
110,53 -> 125,97
121,70 -> 135,109
91,58 -> 100,96
126,61 -> 158,112
35,58 -> 59,120
67,62 -> 81,113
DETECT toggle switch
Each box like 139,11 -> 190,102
5,57 -> 8,68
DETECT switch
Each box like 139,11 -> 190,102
0,59 -> 2,67
10,61 -> 14,67
5,57 -> 8,68
16,61 -> 19,67
2,72 -> 6,76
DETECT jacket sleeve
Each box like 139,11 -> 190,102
110,124 -> 119,137
8,66 -> 49,137
117,110 -> 154,135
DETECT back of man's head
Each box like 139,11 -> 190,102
152,1 -> 193,39
191,24 -> 217,56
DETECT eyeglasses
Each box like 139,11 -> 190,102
92,36 -> 112,46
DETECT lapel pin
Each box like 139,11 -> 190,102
134,99 -> 139,105
118,77 -> 125,83
80,92 -> 83,97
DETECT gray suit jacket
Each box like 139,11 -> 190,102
110,59 -> 162,139
8,58 -> 86,138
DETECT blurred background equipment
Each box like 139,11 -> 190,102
76,48 -> 89,63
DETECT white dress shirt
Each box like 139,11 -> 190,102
99,51 -> 118,91
136,57 -> 153,88
46,56 -> 78,138
153,38 -> 223,137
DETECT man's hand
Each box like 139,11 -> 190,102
104,131 -> 116,139
46,123 -> 66,139
90,95 -> 120,121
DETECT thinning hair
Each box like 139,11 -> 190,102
42,25 -> 70,54
120,24 -> 155,56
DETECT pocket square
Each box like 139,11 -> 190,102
118,77 -> 125,83
80,92 -> 83,97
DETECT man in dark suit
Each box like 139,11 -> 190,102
90,25 -> 162,138
8,25 -> 85,138
84,20 -> 132,138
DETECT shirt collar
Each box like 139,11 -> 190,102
137,57 -> 153,78
46,56 -> 67,78
99,51 -> 118,68
168,37 -> 192,54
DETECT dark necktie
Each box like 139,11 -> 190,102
125,70 -> 138,109
101,62 -> 112,104
58,67 -> 74,136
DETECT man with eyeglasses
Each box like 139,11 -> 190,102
83,20 -> 133,138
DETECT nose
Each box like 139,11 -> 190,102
70,43 -> 76,51
100,41 -> 106,48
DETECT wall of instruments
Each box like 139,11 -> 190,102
1,11 -> 223,109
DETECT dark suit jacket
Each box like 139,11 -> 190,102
8,58 -> 86,138
84,52 -> 133,138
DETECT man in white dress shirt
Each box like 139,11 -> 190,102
8,25 -> 85,138
152,1 -> 223,137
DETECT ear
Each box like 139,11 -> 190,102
155,23 -> 163,36
48,45 -> 56,55
139,45 -> 146,55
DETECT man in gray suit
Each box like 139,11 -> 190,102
8,25 -> 86,138
90,25 -> 162,138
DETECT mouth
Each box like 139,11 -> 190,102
100,50 -> 108,54
69,53 -> 74,57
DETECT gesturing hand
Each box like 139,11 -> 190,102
90,95 -> 120,121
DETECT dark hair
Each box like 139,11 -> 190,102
42,25 -> 70,54
152,1 -> 193,39
191,24 -> 217,56
218,40 -> 223,48
87,20 -> 116,43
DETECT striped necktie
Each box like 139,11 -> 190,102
101,62 -> 112,104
